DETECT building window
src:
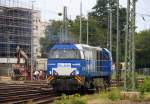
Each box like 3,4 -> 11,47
36,26 -> 38,30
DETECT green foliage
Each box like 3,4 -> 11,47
135,30 -> 150,68
40,0 -> 127,60
45,20 -> 62,35
69,0 -> 126,54
138,77 -> 150,101
126,72 -> 139,91
69,16 -> 108,47
69,16 -> 87,43
40,36 -> 50,57
54,94 -> 87,104
108,88 -> 120,101
90,0 -> 126,61
139,77 -> 150,93
40,20 -> 62,57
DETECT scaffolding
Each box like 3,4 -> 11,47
0,0 -> 32,58
0,0 -> 33,76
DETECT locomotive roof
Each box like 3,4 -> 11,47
51,43 -> 102,50
76,44 -> 102,50
51,43 -> 78,50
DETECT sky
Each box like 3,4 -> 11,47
34,0 -> 150,32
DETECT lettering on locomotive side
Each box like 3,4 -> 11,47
57,63 -> 71,68
72,63 -> 81,66
48,63 -> 56,66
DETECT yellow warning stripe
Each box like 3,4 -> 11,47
76,76 -> 81,81
75,76 -> 82,84
47,76 -> 54,81
75,78 -> 82,84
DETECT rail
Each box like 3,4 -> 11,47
0,81 -> 56,104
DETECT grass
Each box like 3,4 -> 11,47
108,88 -> 120,101
53,87 -> 150,104
53,88 -> 121,104
53,94 -> 87,104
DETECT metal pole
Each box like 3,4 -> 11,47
124,0 -> 136,91
87,13 -> 89,45
65,7 -> 68,42
7,32 -> 10,77
63,7 -> 65,42
116,0 -> 120,85
124,0 -> 130,91
107,8 -> 110,49
79,0 -> 82,43
63,6 -> 68,42
109,8 -> 112,53
31,1 -> 35,80
131,0 -> 136,91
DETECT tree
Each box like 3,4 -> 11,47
89,0 -> 126,61
135,30 -> 150,68
40,20 -> 62,57
40,0 -> 127,61
69,16 -> 107,47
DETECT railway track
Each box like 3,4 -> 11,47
0,77 -> 145,103
0,81 -> 57,104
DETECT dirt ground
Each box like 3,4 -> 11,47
88,99 -> 150,104
85,92 -> 150,104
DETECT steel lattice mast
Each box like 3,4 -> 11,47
109,0 -> 112,54
116,0 -> 120,85
124,0 -> 137,91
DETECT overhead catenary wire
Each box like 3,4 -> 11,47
137,13 -> 150,17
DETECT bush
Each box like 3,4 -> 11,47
54,94 -> 87,104
126,72 -> 139,91
138,77 -> 150,101
108,88 -> 120,101
139,77 -> 150,92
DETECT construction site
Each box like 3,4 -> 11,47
0,0 -> 33,77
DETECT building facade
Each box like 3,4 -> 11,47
0,6 -> 32,76
0,1 -> 48,76
33,10 -> 48,57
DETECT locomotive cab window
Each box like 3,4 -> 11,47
100,52 -> 110,60
49,49 -> 81,59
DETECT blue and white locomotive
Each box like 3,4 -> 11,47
47,43 -> 112,91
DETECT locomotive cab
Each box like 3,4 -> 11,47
47,44 -> 85,91
47,44 -> 84,76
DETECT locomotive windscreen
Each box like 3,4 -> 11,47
100,52 -> 110,60
48,49 -> 81,59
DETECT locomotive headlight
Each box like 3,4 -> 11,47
49,71 -> 52,75
70,70 -> 79,76
76,70 -> 79,75
70,70 -> 75,76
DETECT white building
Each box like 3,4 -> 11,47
33,10 -> 49,57
36,58 -> 47,70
